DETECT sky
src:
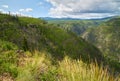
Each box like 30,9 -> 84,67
0,0 -> 120,19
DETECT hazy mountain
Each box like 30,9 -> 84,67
40,16 -> 113,21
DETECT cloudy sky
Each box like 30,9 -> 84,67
0,0 -> 120,19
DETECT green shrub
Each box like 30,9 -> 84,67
0,63 -> 18,78
38,67 -> 58,81
0,40 -> 18,51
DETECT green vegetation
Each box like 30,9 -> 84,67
15,52 -> 120,81
0,13 -> 119,81
0,40 -> 18,78
48,20 -> 102,35
0,13 -> 103,62
0,50 -> 120,81
47,17 -> 120,73
82,17 -> 120,72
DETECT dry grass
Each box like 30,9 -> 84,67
3,51 -> 119,81
16,51 -> 51,81
58,57 -> 120,81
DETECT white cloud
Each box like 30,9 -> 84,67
1,10 -> 32,17
19,8 -> 33,12
19,9 -> 25,12
11,11 -> 32,17
2,5 -> 9,8
0,9 -> 8,14
0,9 -> 3,12
46,0 -> 120,18
26,8 -> 33,12
0,8 -> 32,17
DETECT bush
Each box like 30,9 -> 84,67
0,63 -> 18,78
38,67 -> 58,81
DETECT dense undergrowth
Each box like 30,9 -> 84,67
0,49 -> 120,81
0,40 -> 119,81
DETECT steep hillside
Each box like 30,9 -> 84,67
0,13 -> 103,62
48,20 -> 102,35
82,18 -> 120,68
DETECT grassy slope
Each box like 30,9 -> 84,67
0,13 -> 103,62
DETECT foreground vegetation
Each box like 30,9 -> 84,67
0,50 -> 119,81
0,40 -> 119,81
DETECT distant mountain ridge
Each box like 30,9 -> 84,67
40,16 -> 115,21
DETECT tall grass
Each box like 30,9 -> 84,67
15,51 -> 120,81
16,51 -> 51,81
0,51 -> 120,81
58,57 -> 120,81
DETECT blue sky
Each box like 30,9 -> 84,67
0,0 -> 120,19
0,0 -> 52,17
